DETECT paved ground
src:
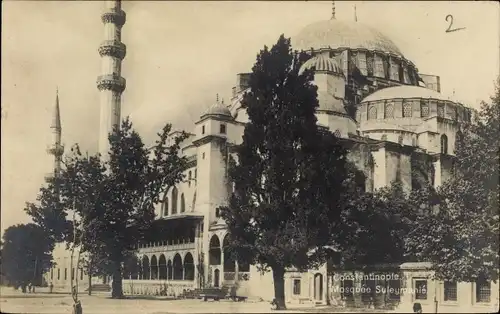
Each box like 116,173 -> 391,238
0,286 -> 310,314
0,286 -> 394,313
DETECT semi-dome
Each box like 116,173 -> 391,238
299,54 -> 343,76
293,19 -> 404,57
362,86 -> 453,103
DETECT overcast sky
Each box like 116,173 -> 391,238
1,1 -> 499,232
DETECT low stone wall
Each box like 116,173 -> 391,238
122,279 -> 195,297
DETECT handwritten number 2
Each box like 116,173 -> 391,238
446,14 -> 466,33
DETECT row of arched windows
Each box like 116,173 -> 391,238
367,102 -> 457,120
123,253 -> 195,281
162,187 -> 191,216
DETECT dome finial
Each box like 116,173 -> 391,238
216,93 -> 219,103
331,1 -> 336,20
354,4 -> 358,22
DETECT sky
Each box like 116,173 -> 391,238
1,1 -> 499,233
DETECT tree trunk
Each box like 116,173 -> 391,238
111,263 -> 124,299
272,266 -> 286,310
87,273 -> 92,296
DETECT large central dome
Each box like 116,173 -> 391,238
293,19 -> 404,57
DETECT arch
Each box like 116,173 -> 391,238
150,255 -> 158,280
441,134 -> 448,154
314,273 -> 324,301
183,252 -> 195,281
167,260 -> 173,280
163,197 -> 169,216
142,255 -> 150,280
192,191 -> 197,212
403,102 -> 412,117
123,254 -> 139,279
180,193 -> 186,213
384,103 -> 394,118
173,253 -> 183,280
214,269 -> 221,288
158,254 -> 167,280
209,234 -> 221,265
223,235 -> 236,272
171,187 -> 178,214
368,106 -> 377,120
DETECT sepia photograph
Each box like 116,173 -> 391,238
1,1 -> 499,313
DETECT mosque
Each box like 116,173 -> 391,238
44,1 -> 498,312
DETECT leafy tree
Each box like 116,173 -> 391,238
219,35 -> 351,310
338,181 -> 437,270
1,223 -> 55,291
24,179 -> 72,243
33,118 -> 188,298
407,81 -> 500,283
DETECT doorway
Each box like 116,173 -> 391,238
314,273 -> 323,301
214,269 -> 220,288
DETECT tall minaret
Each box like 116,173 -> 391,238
46,89 -> 64,182
96,0 -> 126,158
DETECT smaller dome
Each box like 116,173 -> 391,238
203,101 -> 232,117
299,54 -> 343,76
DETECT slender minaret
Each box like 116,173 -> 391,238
46,89 -> 64,181
354,4 -> 358,22
96,0 -> 126,158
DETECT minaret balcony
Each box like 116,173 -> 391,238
97,74 -> 126,93
46,144 -> 64,156
98,40 -> 126,60
101,8 -> 126,27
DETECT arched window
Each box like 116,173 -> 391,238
403,102 -> 412,117
183,253 -> 195,281
368,106 -> 377,120
163,197 -> 169,216
441,134 -> 448,154
188,171 -> 192,187
171,187 -> 178,214
384,103 -> 394,118
180,193 -> 185,213
159,255 -> 167,280
173,254 -> 183,280
209,235 -> 221,265
142,256 -> 150,280
150,255 -> 158,280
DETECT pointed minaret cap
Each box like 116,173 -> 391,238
331,1 -> 336,20
51,88 -> 61,130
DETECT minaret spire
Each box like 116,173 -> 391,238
354,4 -> 358,22
96,0 -> 126,158
47,89 -> 64,182
331,1 -> 336,20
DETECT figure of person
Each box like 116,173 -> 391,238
28,282 -> 32,293
49,281 -> 54,293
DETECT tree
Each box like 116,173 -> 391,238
219,35 -> 351,310
406,81 -> 500,283
338,181 -> 437,270
1,223 -> 55,291
33,118 -> 188,298
24,179 -> 72,243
